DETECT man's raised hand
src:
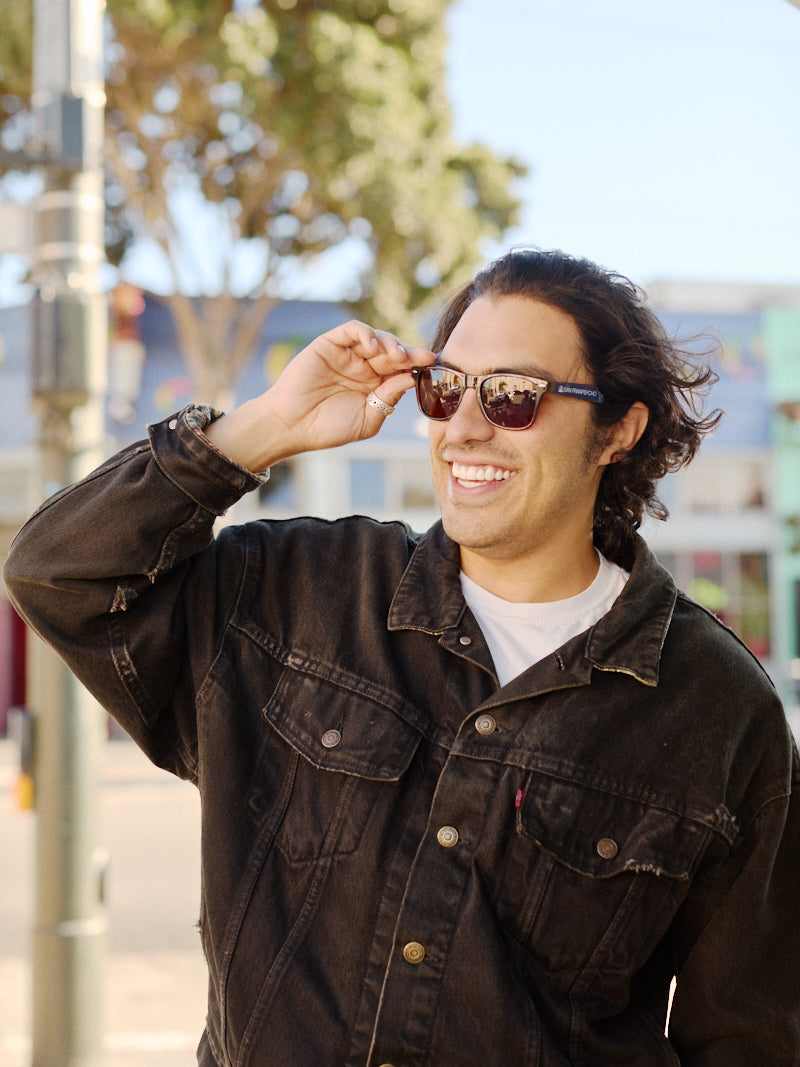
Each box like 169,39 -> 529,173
205,320 -> 434,475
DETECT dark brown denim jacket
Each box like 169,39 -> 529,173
5,406 -> 800,1066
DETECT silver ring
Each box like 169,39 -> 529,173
366,391 -> 394,417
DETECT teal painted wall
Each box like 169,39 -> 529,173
764,307 -> 800,702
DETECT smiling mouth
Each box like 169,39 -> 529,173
451,462 -> 514,488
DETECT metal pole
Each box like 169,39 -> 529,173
29,0 -> 108,1063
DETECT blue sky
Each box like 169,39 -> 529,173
446,0 -> 800,287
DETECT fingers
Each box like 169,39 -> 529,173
279,319 -> 434,437
338,323 -> 434,423
318,320 -> 434,379
317,320 -> 400,369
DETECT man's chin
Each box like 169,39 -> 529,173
439,511 -> 506,555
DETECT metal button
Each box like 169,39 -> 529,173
596,837 -> 619,860
168,418 -> 178,430
321,729 -> 342,749
403,941 -> 426,965
459,635 -> 472,646
437,825 -> 459,848
474,713 -> 497,736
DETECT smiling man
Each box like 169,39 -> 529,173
422,294 -> 646,603
6,248 -> 799,1065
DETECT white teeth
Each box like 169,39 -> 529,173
451,462 -> 512,484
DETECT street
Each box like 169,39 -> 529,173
0,738 -> 207,1066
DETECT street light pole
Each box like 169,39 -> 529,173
29,0 -> 108,1063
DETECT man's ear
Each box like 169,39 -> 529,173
599,402 -> 649,465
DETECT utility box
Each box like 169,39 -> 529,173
31,289 -> 107,407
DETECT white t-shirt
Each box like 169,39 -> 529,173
459,553 -> 629,687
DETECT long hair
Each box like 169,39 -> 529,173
431,248 -> 722,567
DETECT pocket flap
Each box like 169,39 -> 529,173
518,774 -> 709,880
265,668 -> 422,781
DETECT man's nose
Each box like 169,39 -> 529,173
444,385 -> 494,443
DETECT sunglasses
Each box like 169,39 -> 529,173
412,365 -> 605,431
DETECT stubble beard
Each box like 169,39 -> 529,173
435,420 -> 609,561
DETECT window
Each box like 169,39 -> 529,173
658,549 -> 771,659
680,454 -> 770,513
348,452 -> 437,515
350,459 -> 386,509
257,462 -> 294,509
738,553 -> 771,658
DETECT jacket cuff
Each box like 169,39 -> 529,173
148,404 -> 269,515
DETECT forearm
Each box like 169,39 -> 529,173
3,407 -> 257,714
6,407 -> 251,600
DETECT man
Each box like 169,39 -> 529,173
5,248 -> 799,1065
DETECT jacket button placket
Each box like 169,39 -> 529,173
368,757 -> 498,1063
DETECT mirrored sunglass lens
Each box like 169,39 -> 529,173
418,368 -> 463,419
480,376 -> 539,428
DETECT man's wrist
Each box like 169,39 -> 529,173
185,403 -> 271,484
147,405 -> 270,518
202,393 -> 300,476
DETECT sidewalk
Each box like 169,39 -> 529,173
0,954 -> 207,1067
0,734 -> 177,793
0,738 -> 207,1066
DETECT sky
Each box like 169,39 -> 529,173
1,0 -> 798,302
445,0 -> 800,289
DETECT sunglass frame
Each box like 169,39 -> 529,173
412,366 -> 604,431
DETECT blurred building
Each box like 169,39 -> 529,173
1,282 -> 799,733
643,281 -> 800,718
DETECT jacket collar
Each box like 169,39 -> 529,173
388,523 -> 677,689
582,536 -> 677,686
388,521 -> 467,635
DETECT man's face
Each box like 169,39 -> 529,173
428,294 -> 616,595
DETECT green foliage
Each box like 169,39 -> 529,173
0,0 -> 525,398
0,4 -> 32,92
0,2 -> 33,156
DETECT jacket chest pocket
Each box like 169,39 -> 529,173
504,773 -> 711,981
263,666 -> 422,864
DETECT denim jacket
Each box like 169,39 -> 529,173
5,407 -> 800,1066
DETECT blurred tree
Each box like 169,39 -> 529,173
0,0 -> 525,406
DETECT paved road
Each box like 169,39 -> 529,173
0,738 -> 207,1066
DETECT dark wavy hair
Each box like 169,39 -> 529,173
431,248 -> 722,568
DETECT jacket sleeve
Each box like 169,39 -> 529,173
668,731 -> 800,1065
2,406 -> 265,777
